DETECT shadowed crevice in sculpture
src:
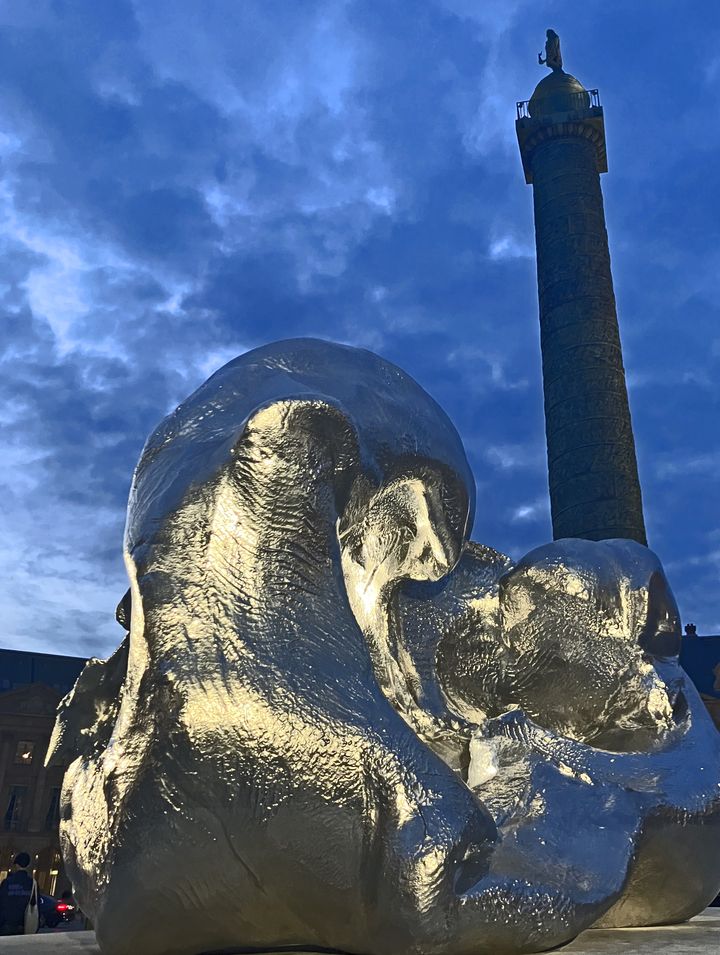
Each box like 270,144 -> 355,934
48,339 -> 720,955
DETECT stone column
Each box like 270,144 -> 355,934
29,764 -> 48,832
517,73 -> 646,544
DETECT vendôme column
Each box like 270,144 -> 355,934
516,30 -> 647,544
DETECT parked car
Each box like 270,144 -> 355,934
38,894 -> 77,929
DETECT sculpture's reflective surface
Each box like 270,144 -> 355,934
48,340 -> 720,955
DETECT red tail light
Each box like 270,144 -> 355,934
56,903 -> 69,912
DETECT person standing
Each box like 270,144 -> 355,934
0,852 -> 36,935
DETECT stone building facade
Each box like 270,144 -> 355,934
680,634 -> 720,731
0,650 -> 86,895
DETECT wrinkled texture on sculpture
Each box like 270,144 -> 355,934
48,339 -> 720,955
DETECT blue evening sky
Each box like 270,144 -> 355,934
1,1 -> 719,657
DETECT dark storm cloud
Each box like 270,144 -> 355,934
1,0 -> 719,655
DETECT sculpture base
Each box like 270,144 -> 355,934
4,911 -> 719,954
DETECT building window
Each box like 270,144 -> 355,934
45,788 -> 61,831
4,786 -> 28,831
14,741 -> 35,765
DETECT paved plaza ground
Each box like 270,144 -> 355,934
3,910 -> 719,954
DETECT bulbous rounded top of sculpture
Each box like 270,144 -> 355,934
528,70 -> 590,118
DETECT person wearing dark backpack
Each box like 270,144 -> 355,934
0,852 -> 36,935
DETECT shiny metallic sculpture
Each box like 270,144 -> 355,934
48,339 -> 720,955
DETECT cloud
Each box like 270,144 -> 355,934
510,498 -> 550,524
488,234 -> 534,261
0,0 -> 718,654
656,452 -> 720,481
484,443 -> 545,472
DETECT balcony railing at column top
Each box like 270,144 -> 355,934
516,89 -> 600,120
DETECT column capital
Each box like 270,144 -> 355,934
516,107 -> 607,184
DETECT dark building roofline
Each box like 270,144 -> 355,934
0,647 -> 88,697
0,646 -> 87,663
